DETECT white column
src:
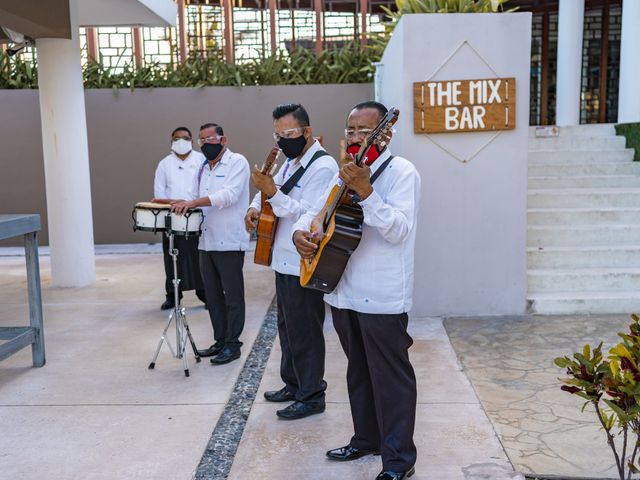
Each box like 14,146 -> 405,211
618,0 -> 640,123
555,0 -> 585,126
36,0 -> 95,287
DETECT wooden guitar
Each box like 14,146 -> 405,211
300,107 -> 400,292
254,146 -> 280,266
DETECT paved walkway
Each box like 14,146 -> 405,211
1,250 -> 531,480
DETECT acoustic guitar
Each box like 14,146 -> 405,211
300,107 -> 399,292
254,146 -> 280,266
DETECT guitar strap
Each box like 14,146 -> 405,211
279,149 -> 328,196
369,155 -> 394,185
349,155 -> 394,204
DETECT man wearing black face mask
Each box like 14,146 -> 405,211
246,104 -> 338,420
173,123 -> 250,365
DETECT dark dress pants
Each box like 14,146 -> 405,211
199,251 -> 245,350
162,234 -> 205,300
275,272 -> 327,406
331,307 -> 417,472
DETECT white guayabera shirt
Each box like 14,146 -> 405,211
249,140 -> 338,276
154,150 -> 205,200
292,148 -> 421,314
188,148 -> 251,252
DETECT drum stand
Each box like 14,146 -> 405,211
148,231 -> 201,377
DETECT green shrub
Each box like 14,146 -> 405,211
616,123 -> 640,161
0,42 -> 378,90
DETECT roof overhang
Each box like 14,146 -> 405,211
0,0 -> 176,41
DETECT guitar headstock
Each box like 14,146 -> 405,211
261,146 -> 280,175
355,107 -> 399,166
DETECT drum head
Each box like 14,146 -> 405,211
135,202 -> 171,210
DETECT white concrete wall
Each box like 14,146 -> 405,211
378,13 -> 531,317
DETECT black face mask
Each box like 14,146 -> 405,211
202,143 -> 223,161
277,135 -> 307,159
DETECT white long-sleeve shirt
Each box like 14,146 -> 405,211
188,148 -> 250,252
249,140 -> 338,276
154,150 -> 205,200
292,149 -> 421,314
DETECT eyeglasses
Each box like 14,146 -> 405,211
344,128 -> 374,139
273,127 -> 305,142
198,135 -> 223,146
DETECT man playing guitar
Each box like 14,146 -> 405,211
245,104 -> 338,420
293,101 -> 421,480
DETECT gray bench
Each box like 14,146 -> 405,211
0,214 -> 45,367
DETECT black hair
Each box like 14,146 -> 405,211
351,101 -> 388,121
272,103 -> 310,127
171,126 -> 192,138
199,123 -> 224,136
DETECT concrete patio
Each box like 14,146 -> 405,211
1,248 -> 622,480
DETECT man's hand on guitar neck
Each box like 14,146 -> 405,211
339,162 -> 373,201
251,166 -> 277,198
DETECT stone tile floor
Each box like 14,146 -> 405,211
444,315 -> 631,479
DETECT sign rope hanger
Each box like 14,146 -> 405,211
415,40 -> 515,164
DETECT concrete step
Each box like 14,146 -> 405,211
529,162 -> 640,177
529,124 -> 616,138
528,246 -> 640,269
529,136 -> 626,151
528,225 -> 640,247
528,207 -> 640,226
528,175 -> 640,189
527,291 -> 640,314
528,188 -> 640,208
529,149 -> 635,164
528,267 -> 640,292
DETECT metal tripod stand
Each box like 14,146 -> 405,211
148,231 -> 201,376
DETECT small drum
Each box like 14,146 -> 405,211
167,209 -> 203,237
132,202 -> 170,233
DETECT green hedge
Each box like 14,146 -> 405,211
615,123 -> 640,161
0,43 -> 379,90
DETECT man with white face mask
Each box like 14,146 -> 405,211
152,126 -> 207,311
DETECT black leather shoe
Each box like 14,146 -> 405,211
276,401 -> 325,420
197,343 -> 224,358
160,298 -> 175,310
326,445 -> 380,461
210,347 -> 241,365
376,467 -> 415,479
264,387 -> 296,403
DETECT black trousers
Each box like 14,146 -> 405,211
275,272 -> 327,405
331,307 -> 417,472
162,234 -> 205,299
199,251 -> 245,350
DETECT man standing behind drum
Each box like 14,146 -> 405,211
152,127 -> 207,311
172,123 -> 250,365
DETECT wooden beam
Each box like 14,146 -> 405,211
86,27 -> 99,62
132,27 -> 144,68
598,0 -> 609,123
269,0 -> 277,55
540,11 -> 549,125
223,0 -> 235,63
178,0 -> 189,64
314,0 -> 322,54
360,0 -> 368,46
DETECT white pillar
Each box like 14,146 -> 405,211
36,0 -> 95,287
555,0 -> 584,126
618,0 -> 640,123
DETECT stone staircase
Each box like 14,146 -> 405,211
527,124 -> 640,314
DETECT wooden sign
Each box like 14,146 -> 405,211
414,78 -> 516,134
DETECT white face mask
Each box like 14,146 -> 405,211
172,139 -> 192,156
